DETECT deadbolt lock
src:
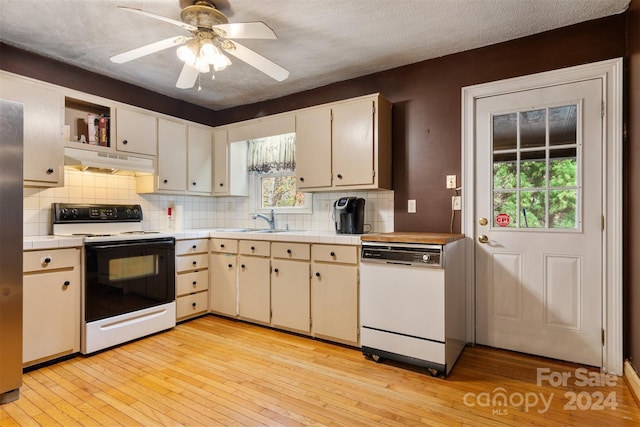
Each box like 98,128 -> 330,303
479,217 -> 488,226
478,235 -> 489,243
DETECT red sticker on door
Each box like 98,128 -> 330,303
496,213 -> 511,227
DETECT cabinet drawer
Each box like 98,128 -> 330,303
176,254 -> 209,272
312,245 -> 359,264
24,248 -> 78,273
176,239 -> 209,255
239,240 -> 270,257
177,270 -> 209,296
176,292 -> 208,319
271,242 -> 310,261
211,238 -> 238,254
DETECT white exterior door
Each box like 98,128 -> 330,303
475,79 -> 603,366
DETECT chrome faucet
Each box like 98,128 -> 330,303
252,209 -> 275,230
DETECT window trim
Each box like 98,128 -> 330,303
251,171 -> 313,214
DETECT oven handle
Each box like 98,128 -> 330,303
86,239 -> 174,250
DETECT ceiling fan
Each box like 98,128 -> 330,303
110,0 -> 289,89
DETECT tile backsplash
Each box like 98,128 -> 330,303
24,169 -> 394,236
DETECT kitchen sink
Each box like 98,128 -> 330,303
213,228 -> 292,233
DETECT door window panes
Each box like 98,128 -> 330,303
519,109 -> 546,148
491,104 -> 579,230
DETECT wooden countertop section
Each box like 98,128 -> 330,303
360,232 -> 465,245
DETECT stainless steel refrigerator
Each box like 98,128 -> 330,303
0,98 -> 23,404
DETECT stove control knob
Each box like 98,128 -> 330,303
423,254 -> 431,263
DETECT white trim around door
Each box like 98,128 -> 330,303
461,58 -> 624,375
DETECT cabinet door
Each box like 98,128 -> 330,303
331,98 -> 375,187
0,75 -> 63,186
209,254 -> 237,317
188,126 -> 213,193
271,259 -> 310,333
158,119 -> 187,191
311,263 -> 359,344
213,129 -> 229,194
23,269 -> 79,364
238,256 -> 271,324
116,107 -> 157,155
295,107 -> 332,189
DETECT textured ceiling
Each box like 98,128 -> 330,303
0,0 -> 630,111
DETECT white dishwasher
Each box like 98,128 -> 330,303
360,237 -> 466,376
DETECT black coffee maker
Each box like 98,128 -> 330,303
333,197 -> 365,234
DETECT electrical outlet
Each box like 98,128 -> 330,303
446,175 -> 457,189
408,199 -> 417,213
452,196 -> 462,211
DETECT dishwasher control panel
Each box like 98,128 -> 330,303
361,242 -> 443,267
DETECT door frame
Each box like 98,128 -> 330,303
461,58 -> 624,374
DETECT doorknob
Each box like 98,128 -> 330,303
479,217 -> 488,226
478,235 -> 489,243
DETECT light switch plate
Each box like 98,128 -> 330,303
408,199 -> 417,213
446,175 -> 457,189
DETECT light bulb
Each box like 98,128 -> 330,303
177,40 -> 198,64
199,39 -> 216,63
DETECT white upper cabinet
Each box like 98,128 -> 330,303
157,118 -> 187,192
1,73 -> 64,187
296,93 -> 392,191
187,126 -> 213,194
115,107 -> 157,156
213,128 -> 249,196
295,106 -> 332,189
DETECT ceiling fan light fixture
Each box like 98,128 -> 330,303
200,39 -> 231,71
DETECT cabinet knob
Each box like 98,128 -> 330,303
163,179 -> 168,184
43,257 -> 52,264
337,173 -> 343,179
192,302 -> 197,308
46,168 -> 54,175
274,268 -> 279,273
63,280 -> 70,286
287,249 -> 292,254
315,272 -> 320,277
299,177 -> 304,182
220,244 -> 225,248
122,139 -> 128,145
219,182 -> 224,187
192,261 -> 197,266
192,281 -> 197,286
228,263 -> 233,268
192,245 -> 197,249
330,251 -> 336,257
192,182 -> 197,186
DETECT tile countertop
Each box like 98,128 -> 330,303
360,232 -> 466,245
23,236 -> 84,250
24,230 -> 363,250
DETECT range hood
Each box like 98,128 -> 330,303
64,147 -> 154,175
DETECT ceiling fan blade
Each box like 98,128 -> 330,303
222,41 -> 289,81
111,36 -> 191,64
213,22 -> 277,39
117,6 -> 197,32
176,63 -> 200,89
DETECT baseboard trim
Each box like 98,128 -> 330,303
624,360 -> 640,407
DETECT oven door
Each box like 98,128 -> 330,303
84,238 -> 176,323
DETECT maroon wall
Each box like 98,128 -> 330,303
626,0 -> 640,370
215,14 -> 627,234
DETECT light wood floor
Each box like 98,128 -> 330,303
2,315 -> 639,426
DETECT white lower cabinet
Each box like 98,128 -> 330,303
311,244 -> 360,346
23,247 -> 80,366
209,239 -> 238,317
175,239 -> 209,320
271,242 -> 311,334
238,240 -> 271,324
